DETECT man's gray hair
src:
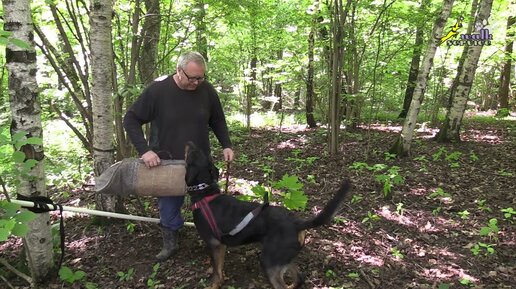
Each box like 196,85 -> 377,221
177,51 -> 206,70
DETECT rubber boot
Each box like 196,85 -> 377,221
155,227 -> 178,261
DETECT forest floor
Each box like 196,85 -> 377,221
2,114 -> 515,289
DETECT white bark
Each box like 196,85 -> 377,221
438,0 -> 494,141
3,0 -> 53,280
399,0 -> 455,155
90,0 -> 117,211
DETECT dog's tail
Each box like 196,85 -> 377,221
296,180 -> 350,231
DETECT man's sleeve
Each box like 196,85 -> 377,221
208,85 -> 232,149
123,88 -> 155,156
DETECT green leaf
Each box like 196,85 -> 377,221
0,37 -> 8,46
9,38 -> 31,50
1,201 -> 21,216
59,266 -> 74,282
375,174 -> 389,182
438,283 -> 450,289
22,159 -> 38,171
371,163 -> 387,171
0,30 -> 12,37
73,270 -> 86,280
26,137 -> 43,145
282,190 -> 307,211
0,227 -> 10,241
15,210 -> 37,222
274,174 -> 303,191
12,151 -> 26,163
85,282 -> 98,289
479,227 -> 491,236
11,223 -> 29,237
251,185 -> 268,199
11,131 -> 26,143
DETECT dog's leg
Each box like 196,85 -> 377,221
207,244 -> 226,289
265,264 -> 304,289
265,266 -> 288,289
285,263 -> 304,289
297,230 -> 307,247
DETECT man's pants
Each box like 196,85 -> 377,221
158,196 -> 185,230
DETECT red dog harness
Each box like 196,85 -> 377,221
189,184 -> 269,241
191,194 -> 223,240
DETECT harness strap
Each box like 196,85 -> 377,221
229,204 -> 265,236
191,193 -> 269,240
191,194 -> 222,240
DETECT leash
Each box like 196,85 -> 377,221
15,195 -> 65,271
224,161 -> 230,194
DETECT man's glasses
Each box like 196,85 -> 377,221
181,69 -> 205,82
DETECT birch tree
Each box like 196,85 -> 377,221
3,0 -> 53,280
90,0 -> 119,212
390,0 -> 455,156
435,0 -> 494,142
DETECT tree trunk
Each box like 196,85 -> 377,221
398,0 -> 429,119
328,0 -> 347,155
90,0 -> 119,213
246,56 -> 257,129
195,0 -> 208,61
3,0 -> 53,280
435,0 -> 494,142
343,0 -> 359,130
498,15 -> 515,110
273,50 -> 283,111
390,0 -> 454,156
306,18 -> 317,128
140,0 -> 161,85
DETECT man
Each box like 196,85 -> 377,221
123,51 -> 234,261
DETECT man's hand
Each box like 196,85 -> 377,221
223,148 -> 234,162
141,150 -> 160,168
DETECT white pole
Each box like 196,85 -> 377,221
10,199 -> 195,227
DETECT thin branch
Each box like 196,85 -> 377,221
66,0 -> 90,78
0,175 -> 11,201
22,238 -> 38,289
34,24 -> 93,141
49,101 -> 92,153
0,274 -> 15,289
357,0 -> 397,67
127,0 -> 142,85
0,257 -> 32,285
56,5 -> 81,43
114,13 -> 129,80
50,4 -> 92,111
359,268 -> 376,289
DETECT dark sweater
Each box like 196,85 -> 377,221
123,74 -> 231,159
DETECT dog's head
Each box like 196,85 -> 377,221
184,142 -> 220,190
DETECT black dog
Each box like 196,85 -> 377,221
185,142 -> 350,289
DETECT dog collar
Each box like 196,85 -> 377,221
186,183 -> 210,192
